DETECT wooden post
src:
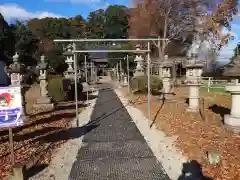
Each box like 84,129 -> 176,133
172,102 -> 178,121
201,98 -> 206,121
9,128 -> 15,166
12,163 -> 25,180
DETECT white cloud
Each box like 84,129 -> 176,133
45,0 -> 102,3
0,3 -> 63,21
45,0 -> 109,10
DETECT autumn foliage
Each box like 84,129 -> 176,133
128,0 -> 238,57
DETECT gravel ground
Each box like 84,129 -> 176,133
28,90 -> 99,180
115,88 -> 187,180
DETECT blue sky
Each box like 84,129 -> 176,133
0,0 -> 239,63
0,0 -> 130,20
218,17 -> 240,63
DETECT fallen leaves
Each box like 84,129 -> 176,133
125,87 -> 240,180
0,101 -> 81,179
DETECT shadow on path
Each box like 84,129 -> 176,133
25,164 -> 49,179
86,96 -> 140,127
208,104 -> 230,122
30,124 -> 98,144
178,160 -> 213,180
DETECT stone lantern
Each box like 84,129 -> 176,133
8,53 -> 24,86
134,44 -> 145,77
185,38 -> 204,112
7,52 -> 27,115
35,55 -> 52,105
223,85 -> 240,133
63,43 -> 76,80
160,56 -> 173,99
185,59 -> 204,112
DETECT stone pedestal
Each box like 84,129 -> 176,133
124,76 -> 128,85
160,61 -> 172,99
224,85 -> 240,133
187,85 -> 200,112
162,78 -> 171,94
185,64 -> 203,112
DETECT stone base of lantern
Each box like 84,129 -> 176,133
186,85 -> 200,112
123,77 -> 128,85
134,72 -> 144,77
223,85 -> 240,133
64,71 -> 75,80
159,78 -> 173,100
36,96 -> 52,104
223,115 -> 240,133
33,98 -> 54,114
159,93 -> 173,100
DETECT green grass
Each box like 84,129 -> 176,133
200,86 -> 229,94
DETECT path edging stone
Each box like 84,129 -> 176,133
114,89 -> 187,180
28,90 -> 99,180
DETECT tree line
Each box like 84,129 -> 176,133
0,5 -> 129,73
0,0 -> 238,74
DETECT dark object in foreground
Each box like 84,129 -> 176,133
178,160 -> 213,180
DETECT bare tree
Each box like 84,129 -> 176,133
129,0 -> 237,60
129,0 -> 198,59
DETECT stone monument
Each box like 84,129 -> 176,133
134,44 -> 145,77
223,85 -> 240,133
35,55 -> 53,106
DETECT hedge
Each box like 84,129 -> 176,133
130,75 -> 162,94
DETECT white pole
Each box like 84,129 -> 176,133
84,55 -> 88,105
116,63 -> 119,82
120,59 -> 122,82
147,42 -> 151,126
74,52 -> 79,127
91,61 -> 93,82
127,55 -> 130,93
207,77 -> 211,92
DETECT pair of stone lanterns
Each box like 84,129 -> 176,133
185,62 -> 240,133
7,52 -> 53,115
185,47 -> 240,133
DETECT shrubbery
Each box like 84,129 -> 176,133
48,76 -> 83,102
130,75 -> 162,93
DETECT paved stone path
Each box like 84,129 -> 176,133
69,86 -> 170,180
